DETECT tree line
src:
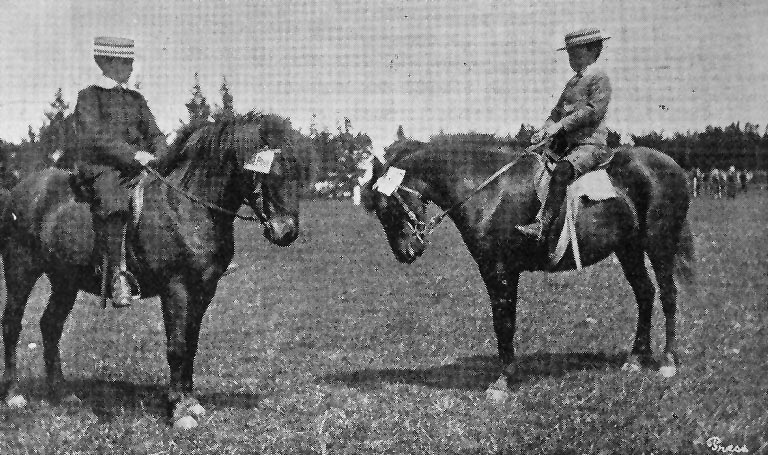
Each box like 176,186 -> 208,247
0,75 -> 373,196
511,122 -> 767,171
2,81 -> 766,192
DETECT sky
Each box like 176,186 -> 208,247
1,0 -> 766,151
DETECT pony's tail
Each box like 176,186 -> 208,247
674,219 -> 695,288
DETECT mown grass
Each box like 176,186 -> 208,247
0,190 -> 766,454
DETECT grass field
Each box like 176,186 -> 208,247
0,189 -> 766,454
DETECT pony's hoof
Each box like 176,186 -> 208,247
61,394 -> 82,406
6,395 -> 27,409
659,353 -> 677,378
659,365 -> 677,378
188,402 -> 206,417
173,415 -> 198,430
486,387 -> 509,404
620,361 -> 641,373
621,354 -> 644,373
485,376 -> 510,403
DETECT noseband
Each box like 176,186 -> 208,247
390,185 -> 431,244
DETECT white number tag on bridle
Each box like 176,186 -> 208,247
373,167 -> 406,196
244,148 -> 280,173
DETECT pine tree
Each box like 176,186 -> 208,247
44,88 -> 69,123
212,76 -> 235,121
185,73 -> 211,126
309,114 -> 318,138
39,88 -> 72,156
396,125 -> 406,141
607,129 -> 621,148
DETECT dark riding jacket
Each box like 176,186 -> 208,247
64,80 -> 171,216
69,83 -> 169,177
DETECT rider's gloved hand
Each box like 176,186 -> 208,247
531,122 -> 563,144
134,150 -> 156,166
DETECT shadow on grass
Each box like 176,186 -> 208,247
322,351 -> 627,391
17,378 -> 262,421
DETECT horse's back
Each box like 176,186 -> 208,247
608,146 -> 688,197
606,146 -> 690,237
12,167 -> 73,208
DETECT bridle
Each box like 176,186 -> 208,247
385,140 -> 548,244
142,164 -> 268,225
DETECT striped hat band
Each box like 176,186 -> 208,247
557,28 -> 610,51
94,36 -> 134,58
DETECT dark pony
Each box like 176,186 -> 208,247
0,112 -> 300,428
364,136 -> 694,401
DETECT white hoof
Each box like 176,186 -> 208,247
173,415 -> 198,430
485,387 -> 509,404
188,402 -> 206,417
61,394 -> 82,405
659,365 -> 677,378
6,395 -> 27,409
621,362 -> 641,373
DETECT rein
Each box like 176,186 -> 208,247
142,165 -> 268,225
393,140 -> 549,242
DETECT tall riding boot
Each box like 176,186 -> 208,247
101,214 -> 134,307
516,161 -> 574,242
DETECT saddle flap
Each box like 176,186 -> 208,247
570,169 -> 616,201
550,169 -> 618,270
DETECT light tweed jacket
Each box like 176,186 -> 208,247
545,63 -> 612,148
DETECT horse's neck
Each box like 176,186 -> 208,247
414,152 -> 537,232
164,162 -> 242,215
411,159 -> 475,224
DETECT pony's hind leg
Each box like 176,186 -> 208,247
648,249 -> 679,378
1,256 -> 42,407
40,271 -> 80,402
615,246 -> 655,371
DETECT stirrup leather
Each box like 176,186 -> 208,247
515,221 -> 544,240
111,271 -> 140,308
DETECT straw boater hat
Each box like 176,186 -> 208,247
93,36 -> 135,59
557,28 -> 610,51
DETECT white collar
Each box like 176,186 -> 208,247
95,74 -> 129,90
577,62 -> 601,77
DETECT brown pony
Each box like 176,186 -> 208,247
0,113 -> 300,428
363,137 -> 694,401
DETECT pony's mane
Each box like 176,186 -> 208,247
171,112 -> 294,190
383,134 -> 522,170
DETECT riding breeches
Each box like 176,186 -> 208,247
77,166 -> 132,273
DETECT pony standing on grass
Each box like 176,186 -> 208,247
0,113 -> 300,429
363,136 -> 694,402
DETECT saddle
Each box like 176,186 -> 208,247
534,152 -> 617,269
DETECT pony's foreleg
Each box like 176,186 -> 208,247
615,246 -> 655,371
160,277 -> 208,430
480,265 -> 520,403
181,284 -> 216,395
1,256 -> 40,407
40,273 -> 80,401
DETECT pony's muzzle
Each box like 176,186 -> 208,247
264,216 -> 299,246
